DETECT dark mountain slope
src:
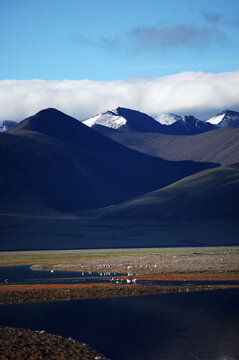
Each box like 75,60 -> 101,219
97,126 -> 239,166
111,107 -> 166,132
95,164 -> 239,222
1,108 -> 216,213
167,115 -> 217,135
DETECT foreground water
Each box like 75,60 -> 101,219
0,289 -> 239,360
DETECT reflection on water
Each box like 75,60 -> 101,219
0,289 -> 239,360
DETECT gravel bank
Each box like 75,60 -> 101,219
0,326 -> 107,360
31,252 -> 239,277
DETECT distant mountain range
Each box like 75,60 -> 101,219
152,109 -> 239,128
83,107 -> 239,135
83,107 -> 217,135
83,108 -> 239,166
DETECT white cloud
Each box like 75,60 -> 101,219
1,71 -> 239,122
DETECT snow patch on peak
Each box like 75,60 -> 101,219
206,110 -> 239,127
151,113 -> 181,125
206,113 -> 225,125
83,111 -> 127,129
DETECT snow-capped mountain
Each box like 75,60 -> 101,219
0,120 -> 17,132
83,107 -> 165,133
151,113 -> 182,125
83,107 -> 239,136
83,108 -> 219,135
83,110 -> 127,129
206,110 -> 239,127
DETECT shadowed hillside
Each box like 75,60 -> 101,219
95,164 -> 239,222
0,108 -> 217,213
96,126 -> 239,166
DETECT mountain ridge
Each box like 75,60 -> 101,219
83,107 -> 218,135
83,107 -> 166,133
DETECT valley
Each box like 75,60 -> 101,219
0,106 -> 239,360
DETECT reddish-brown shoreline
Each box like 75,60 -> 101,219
1,282 -> 239,305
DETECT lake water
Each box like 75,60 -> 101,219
0,265 -> 120,285
1,266 -> 238,286
0,289 -> 239,359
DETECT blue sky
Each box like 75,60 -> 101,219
1,0 -> 239,121
1,0 -> 239,80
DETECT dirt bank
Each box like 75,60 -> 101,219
0,326 -> 107,360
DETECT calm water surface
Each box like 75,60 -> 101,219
0,289 -> 239,360
0,266 -> 122,285
1,266 -> 238,286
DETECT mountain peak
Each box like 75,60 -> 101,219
8,107 -> 97,146
165,115 -> 216,134
83,109 -> 127,130
83,107 -> 164,133
207,109 -> 239,127
152,113 -> 182,125
182,115 -> 199,123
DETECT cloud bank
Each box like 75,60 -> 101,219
1,71 -> 239,122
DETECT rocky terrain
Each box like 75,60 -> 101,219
0,326 -> 107,360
